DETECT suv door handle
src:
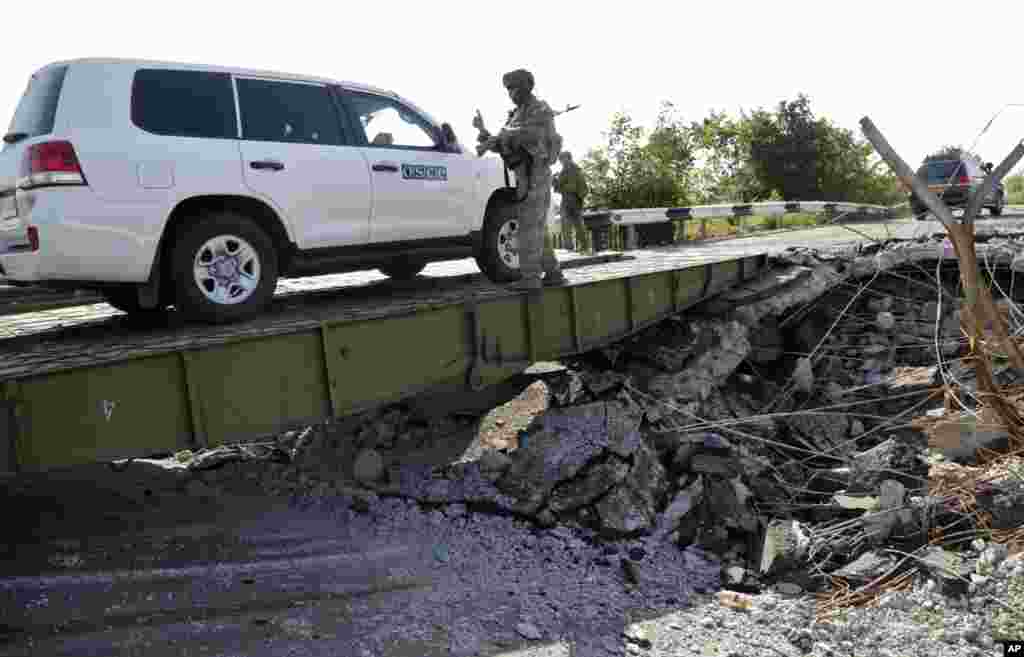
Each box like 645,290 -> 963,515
372,163 -> 399,173
250,160 -> 285,171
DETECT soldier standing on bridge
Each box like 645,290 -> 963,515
552,151 -> 588,252
473,69 -> 567,290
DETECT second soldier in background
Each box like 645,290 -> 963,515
552,150 -> 588,252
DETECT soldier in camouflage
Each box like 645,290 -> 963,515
473,69 -> 567,290
552,151 -> 588,252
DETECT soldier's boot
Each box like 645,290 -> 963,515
509,215 -> 543,292
541,233 -> 567,286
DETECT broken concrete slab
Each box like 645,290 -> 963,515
654,476 -> 705,541
606,399 -> 644,459
596,483 -> 655,536
580,369 -> 630,397
627,442 -> 670,509
495,404 -> 610,514
919,546 -> 972,597
784,411 -> 851,455
546,369 -> 589,408
831,550 -> 893,583
689,453 -> 741,478
847,438 -> 923,494
976,482 -> 1024,530
704,265 -> 816,312
547,458 -> 630,514
646,320 -> 751,402
748,316 -> 784,364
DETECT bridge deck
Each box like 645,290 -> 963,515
0,249 -> 767,473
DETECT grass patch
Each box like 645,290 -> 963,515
678,212 -> 826,240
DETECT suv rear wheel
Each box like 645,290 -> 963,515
169,212 -> 278,323
475,194 -> 522,283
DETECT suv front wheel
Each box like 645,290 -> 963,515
169,212 -> 278,323
475,194 -> 522,283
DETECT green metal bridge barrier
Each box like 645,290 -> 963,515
0,253 -> 767,473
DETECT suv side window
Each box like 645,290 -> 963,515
338,90 -> 440,150
235,78 -> 344,146
131,69 -> 237,139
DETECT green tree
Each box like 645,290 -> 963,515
815,117 -> 904,205
581,95 -> 904,211
747,95 -> 820,201
580,102 -> 695,210
687,111 -> 762,203
742,94 -> 902,205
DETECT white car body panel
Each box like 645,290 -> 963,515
238,138 -> 373,250
361,147 -> 476,243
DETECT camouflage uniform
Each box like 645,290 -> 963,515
553,154 -> 588,251
478,69 -> 565,289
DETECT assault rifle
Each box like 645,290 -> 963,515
474,104 -> 581,157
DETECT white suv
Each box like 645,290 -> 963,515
0,58 -> 527,323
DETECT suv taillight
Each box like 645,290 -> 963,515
27,226 -> 39,252
20,141 -> 87,189
958,175 -> 970,185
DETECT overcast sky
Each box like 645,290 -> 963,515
4,0 -> 1024,188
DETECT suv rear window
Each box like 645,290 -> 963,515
131,69 -> 237,139
921,161 -> 967,183
3,65 -> 68,147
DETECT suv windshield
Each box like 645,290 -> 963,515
3,65 -> 68,149
921,160 -> 967,183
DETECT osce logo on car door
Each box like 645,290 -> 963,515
401,163 -> 447,181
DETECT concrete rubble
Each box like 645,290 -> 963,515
113,232 -> 1024,651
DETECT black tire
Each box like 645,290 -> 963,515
378,260 -> 427,280
475,193 -> 522,283
168,212 -> 278,324
101,286 -> 166,316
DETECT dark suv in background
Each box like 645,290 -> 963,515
909,158 -> 1005,219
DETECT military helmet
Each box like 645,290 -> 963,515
502,69 -> 534,93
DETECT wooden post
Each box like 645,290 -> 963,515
861,116 -> 1024,437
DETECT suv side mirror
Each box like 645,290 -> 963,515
439,123 -> 459,152
984,162 -> 994,174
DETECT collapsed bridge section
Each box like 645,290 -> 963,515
0,250 -> 767,473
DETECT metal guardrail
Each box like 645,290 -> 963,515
580,201 -> 894,250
